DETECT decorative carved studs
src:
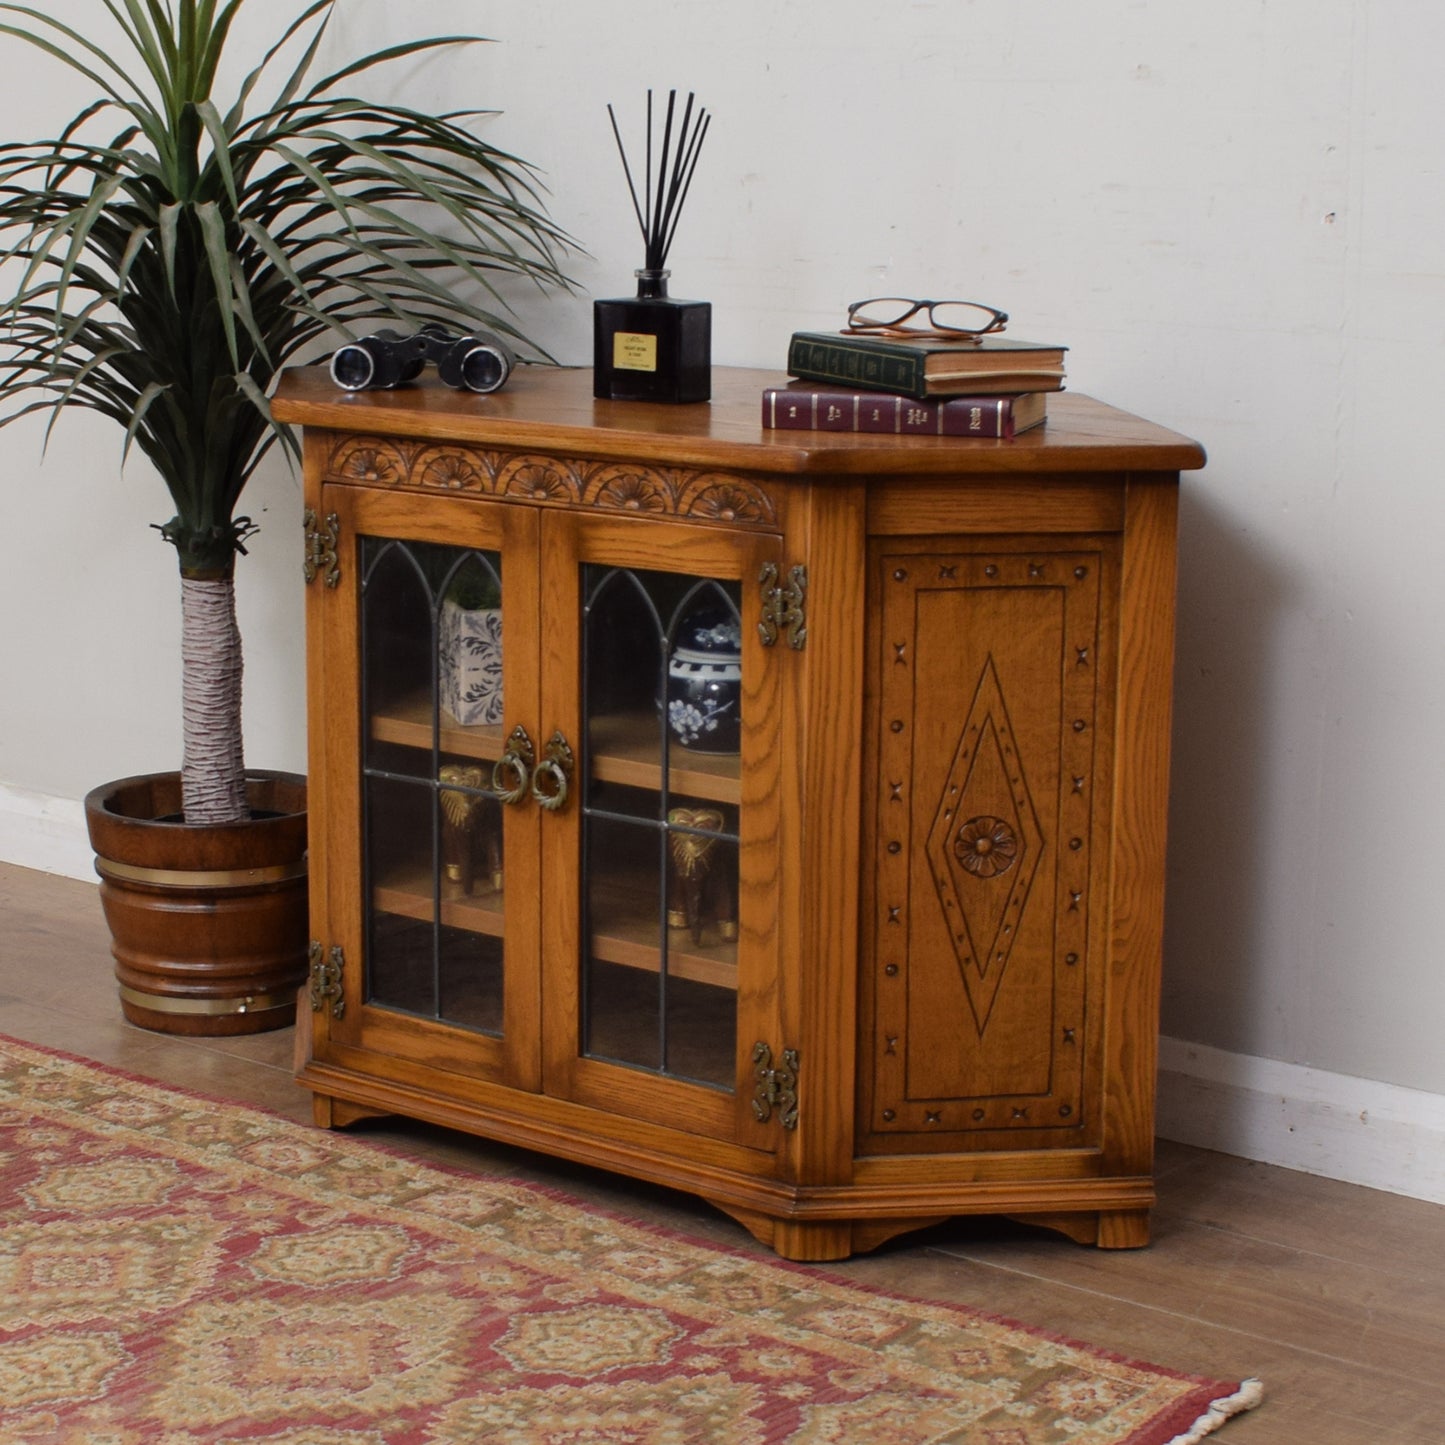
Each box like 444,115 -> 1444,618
872,545 -> 1104,1136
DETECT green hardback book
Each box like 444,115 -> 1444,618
787,331 -> 1067,400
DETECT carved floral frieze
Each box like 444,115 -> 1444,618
324,435 -> 779,529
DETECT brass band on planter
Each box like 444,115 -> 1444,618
96,857 -> 308,889
117,985 -> 296,1016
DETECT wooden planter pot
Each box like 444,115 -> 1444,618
84,770 -> 308,1036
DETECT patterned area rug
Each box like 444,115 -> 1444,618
0,1035 -> 1261,1443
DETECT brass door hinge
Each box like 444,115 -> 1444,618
303,508 -> 341,588
758,563 -> 807,649
308,940 -> 345,1018
751,1041 -> 800,1129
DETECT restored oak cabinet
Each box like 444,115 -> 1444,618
273,365 -> 1204,1261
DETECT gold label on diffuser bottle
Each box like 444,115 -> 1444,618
614,331 -> 658,372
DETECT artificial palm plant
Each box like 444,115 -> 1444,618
0,0 -> 571,824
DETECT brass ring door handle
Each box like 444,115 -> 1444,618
531,731 -> 575,812
491,725 -> 535,805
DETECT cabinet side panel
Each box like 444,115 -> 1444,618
1100,476 -> 1180,1178
860,539 -> 1117,1155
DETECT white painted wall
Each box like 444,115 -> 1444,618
2,1 -> 1442,1193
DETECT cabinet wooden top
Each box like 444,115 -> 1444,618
272,364 -> 1205,478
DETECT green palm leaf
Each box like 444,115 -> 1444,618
0,0 -> 574,575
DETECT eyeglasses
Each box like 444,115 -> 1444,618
845,297 -> 1009,340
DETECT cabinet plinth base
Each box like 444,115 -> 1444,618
999,1208 -> 1150,1248
723,1204 -> 1151,1261
312,1092 -> 395,1131
715,1205 -> 951,1262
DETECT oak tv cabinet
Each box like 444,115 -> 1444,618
272,365 -> 1205,1261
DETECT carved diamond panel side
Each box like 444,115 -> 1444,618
925,657 -> 1043,1030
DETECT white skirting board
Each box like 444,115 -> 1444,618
0,783 -> 94,883
2,784 -> 1443,1206
1156,1036 -> 1445,1206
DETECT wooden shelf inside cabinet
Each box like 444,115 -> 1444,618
373,866 -> 505,937
589,885 -> 739,990
372,868 -> 738,992
589,713 -> 741,806
368,699 -> 741,807
370,694 -> 505,762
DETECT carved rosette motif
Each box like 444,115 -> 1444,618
953,815 -> 1019,879
323,435 -> 779,528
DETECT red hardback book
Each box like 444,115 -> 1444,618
761,383 -> 1046,438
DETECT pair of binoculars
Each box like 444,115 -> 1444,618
329,324 -> 515,394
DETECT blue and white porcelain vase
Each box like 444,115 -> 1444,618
666,607 -> 742,754
438,600 -> 504,726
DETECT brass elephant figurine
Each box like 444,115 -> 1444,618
666,806 -> 736,946
439,764 -> 503,895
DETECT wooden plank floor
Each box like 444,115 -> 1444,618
2,859 -> 1440,1442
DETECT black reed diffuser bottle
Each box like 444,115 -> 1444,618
594,90 -> 712,404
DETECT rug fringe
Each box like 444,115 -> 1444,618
1168,1378 -> 1264,1443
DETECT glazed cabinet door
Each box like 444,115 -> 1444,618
309,486 -> 543,1094
859,536 -> 1119,1155
536,510 -> 787,1152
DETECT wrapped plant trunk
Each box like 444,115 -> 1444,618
180,575 -> 246,824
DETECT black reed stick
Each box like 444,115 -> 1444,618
606,89 -> 711,272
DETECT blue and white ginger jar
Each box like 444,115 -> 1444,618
666,608 -> 742,754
